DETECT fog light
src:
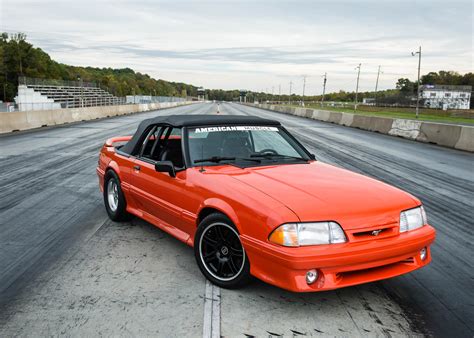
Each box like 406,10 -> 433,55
306,269 -> 318,284
420,247 -> 427,261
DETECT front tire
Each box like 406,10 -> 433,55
104,170 -> 131,222
194,213 -> 251,289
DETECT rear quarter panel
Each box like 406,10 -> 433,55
98,145 -> 137,209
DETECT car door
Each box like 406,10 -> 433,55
131,126 -> 191,240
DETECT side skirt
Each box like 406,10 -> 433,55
126,206 -> 192,246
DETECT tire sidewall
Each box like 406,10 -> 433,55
104,170 -> 128,221
194,213 -> 251,289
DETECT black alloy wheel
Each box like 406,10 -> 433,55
194,213 -> 251,288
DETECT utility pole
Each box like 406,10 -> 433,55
278,84 -> 281,104
302,75 -> 306,107
16,42 -> 23,75
374,65 -> 382,105
412,46 -> 422,119
354,64 -> 361,111
321,73 -> 327,106
271,86 -> 274,103
289,81 -> 293,105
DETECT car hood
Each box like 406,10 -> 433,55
230,162 -> 419,230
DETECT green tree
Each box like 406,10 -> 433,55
396,78 -> 415,95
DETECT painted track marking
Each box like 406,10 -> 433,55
203,280 -> 221,338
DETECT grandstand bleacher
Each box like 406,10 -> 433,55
15,77 -> 125,111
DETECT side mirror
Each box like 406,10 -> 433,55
155,161 -> 176,177
309,153 -> 316,160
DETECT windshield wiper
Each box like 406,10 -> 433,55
250,153 -> 308,161
194,156 -> 261,164
194,156 -> 235,163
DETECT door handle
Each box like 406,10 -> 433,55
133,165 -> 141,171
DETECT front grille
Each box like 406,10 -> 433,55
353,227 -> 391,237
347,223 -> 398,242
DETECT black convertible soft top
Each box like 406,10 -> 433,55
139,114 -> 279,128
120,114 -> 281,154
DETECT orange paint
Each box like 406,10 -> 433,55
97,128 -> 435,292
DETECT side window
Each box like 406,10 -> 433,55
159,127 -> 184,168
138,126 -> 184,168
141,126 -> 163,160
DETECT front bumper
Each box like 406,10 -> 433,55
241,225 -> 436,292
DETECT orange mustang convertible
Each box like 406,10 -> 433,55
97,115 -> 435,292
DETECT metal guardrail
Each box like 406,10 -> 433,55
9,96 -> 188,112
14,97 -> 127,111
126,95 -> 186,104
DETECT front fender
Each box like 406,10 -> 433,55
199,198 -> 242,232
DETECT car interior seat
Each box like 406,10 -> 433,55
160,140 -> 184,168
220,132 -> 252,158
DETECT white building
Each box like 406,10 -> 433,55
421,85 -> 471,110
362,98 -> 376,105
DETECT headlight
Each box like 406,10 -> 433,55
400,206 -> 427,232
269,222 -> 347,247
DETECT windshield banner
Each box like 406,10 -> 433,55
194,126 -> 279,133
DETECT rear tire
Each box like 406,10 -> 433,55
194,213 -> 251,289
104,170 -> 131,222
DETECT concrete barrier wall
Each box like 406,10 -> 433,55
0,101 -> 194,134
246,103 -> 474,152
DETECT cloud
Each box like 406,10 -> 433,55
1,0 -> 472,93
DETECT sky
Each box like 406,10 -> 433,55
1,0 -> 472,95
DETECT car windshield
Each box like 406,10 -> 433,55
187,125 -> 311,167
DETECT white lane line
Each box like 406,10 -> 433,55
203,280 -> 221,338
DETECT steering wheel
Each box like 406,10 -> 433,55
257,148 -> 279,155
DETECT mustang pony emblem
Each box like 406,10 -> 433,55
371,230 -> 383,236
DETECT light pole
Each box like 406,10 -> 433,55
16,41 -> 23,75
412,46 -> 422,119
271,86 -> 274,103
354,64 -> 361,111
289,81 -> 293,105
321,73 -> 327,106
278,84 -> 281,104
301,75 -> 307,107
374,65 -> 383,105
